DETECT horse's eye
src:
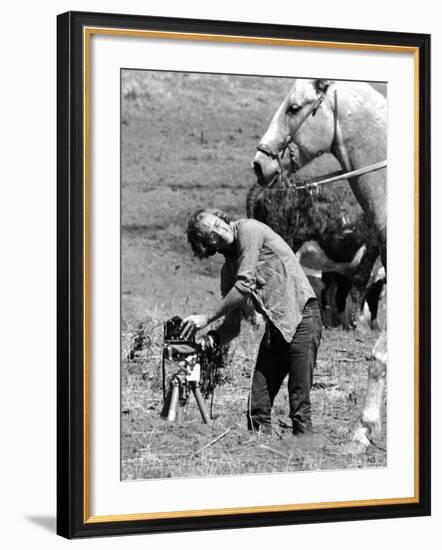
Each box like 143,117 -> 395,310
287,104 -> 301,115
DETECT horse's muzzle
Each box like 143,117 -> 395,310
252,151 -> 280,188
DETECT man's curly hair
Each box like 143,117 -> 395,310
186,208 -> 232,258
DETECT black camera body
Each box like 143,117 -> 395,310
163,316 -> 199,362
163,316 -> 186,342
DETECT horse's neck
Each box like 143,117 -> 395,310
333,84 -> 387,241
336,84 -> 387,169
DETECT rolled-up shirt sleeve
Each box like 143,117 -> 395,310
234,221 -> 264,295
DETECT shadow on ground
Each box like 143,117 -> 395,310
25,515 -> 56,533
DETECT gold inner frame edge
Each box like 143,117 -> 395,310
82,26 -> 421,524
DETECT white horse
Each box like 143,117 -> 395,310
252,79 -> 387,452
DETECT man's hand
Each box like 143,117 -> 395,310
180,314 -> 210,339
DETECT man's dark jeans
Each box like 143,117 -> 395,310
248,299 -> 322,435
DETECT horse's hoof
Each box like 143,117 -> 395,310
345,437 -> 370,455
345,424 -> 371,454
360,412 -> 382,441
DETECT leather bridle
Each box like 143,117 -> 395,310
256,90 -> 327,188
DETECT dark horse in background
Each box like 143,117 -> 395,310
246,152 -> 385,329
252,79 -> 387,451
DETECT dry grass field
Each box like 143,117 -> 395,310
121,70 -> 386,481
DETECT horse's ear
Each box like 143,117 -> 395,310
314,79 -> 331,93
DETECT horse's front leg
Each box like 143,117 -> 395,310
348,329 -> 386,452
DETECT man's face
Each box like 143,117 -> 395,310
200,213 -> 234,251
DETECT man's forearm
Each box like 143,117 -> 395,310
212,311 -> 241,346
180,287 -> 247,339
207,287 -> 247,324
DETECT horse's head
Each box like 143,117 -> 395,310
252,79 -> 335,187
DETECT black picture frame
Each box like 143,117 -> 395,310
57,10 -> 431,539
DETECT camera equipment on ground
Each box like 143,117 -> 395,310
160,316 -> 225,424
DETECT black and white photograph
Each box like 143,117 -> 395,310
121,69 -> 388,481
